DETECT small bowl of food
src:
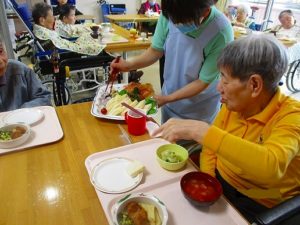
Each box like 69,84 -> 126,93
156,144 -> 188,171
111,193 -> 168,225
0,123 -> 31,149
180,171 -> 223,207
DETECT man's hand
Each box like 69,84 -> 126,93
152,118 -> 210,143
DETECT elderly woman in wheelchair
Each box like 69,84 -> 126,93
32,2 -> 104,56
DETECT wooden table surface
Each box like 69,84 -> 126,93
104,24 -> 151,53
105,14 -> 159,23
0,102 -> 149,225
76,15 -> 96,21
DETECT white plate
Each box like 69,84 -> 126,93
91,83 -> 157,120
90,157 -> 143,194
2,108 -> 44,126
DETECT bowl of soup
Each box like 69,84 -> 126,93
111,193 -> 168,225
156,144 -> 188,171
180,171 -> 222,207
0,123 -> 31,149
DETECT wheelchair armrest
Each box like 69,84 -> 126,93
254,195 -> 300,225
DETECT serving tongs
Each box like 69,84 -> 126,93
121,102 -> 157,124
104,55 -> 121,98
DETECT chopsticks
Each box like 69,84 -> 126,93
105,55 -> 121,96
121,102 -> 157,124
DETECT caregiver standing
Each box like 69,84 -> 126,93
111,0 -> 233,123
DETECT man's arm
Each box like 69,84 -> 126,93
203,112 -> 300,186
200,105 -> 226,177
21,68 -> 51,108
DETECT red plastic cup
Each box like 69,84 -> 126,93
125,109 -> 146,136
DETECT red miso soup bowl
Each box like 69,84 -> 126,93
180,171 -> 223,207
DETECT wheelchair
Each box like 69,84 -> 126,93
7,0 -> 115,106
285,59 -> 300,93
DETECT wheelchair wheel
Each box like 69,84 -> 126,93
286,60 -> 300,92
290,60 -> 300,92
42,79 -> 71,106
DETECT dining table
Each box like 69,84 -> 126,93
76,15 -> 96,22
0,102 -> 149,225
105,14 -> 159,24
0,102 -> 249,225
104,23 -> 151,54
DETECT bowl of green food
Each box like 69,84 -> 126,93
0,123 -> 31,149
156,144 -> 188,171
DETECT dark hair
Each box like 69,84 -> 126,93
32,3 -> 52,24
161,0 -> 214,25
217,34 -> 288,93
59,4 -> 76,20
279,9 -> 293,20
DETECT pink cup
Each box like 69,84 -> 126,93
125,109 -> 146,136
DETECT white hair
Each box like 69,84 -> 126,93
217,34 -> 288,93
237,3 -> 251,16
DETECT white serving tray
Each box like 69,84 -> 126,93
85,138 -> 248,225
0,106 -> 63,154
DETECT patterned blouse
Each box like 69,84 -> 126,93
54,20 -> 91,38
33,24 -> 105,55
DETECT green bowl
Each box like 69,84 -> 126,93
156,144 -> 188,171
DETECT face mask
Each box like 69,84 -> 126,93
175,23 -> 199,34
149,0 -> 155,6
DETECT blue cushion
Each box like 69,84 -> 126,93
17,3 -> 33,30
110,8 -> 126,14
101,3 -> 110,22
17,3 -> 31,20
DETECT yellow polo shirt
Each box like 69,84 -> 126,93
200,89 -> 300,207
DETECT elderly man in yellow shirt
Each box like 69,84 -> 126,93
153,34 -> 300,224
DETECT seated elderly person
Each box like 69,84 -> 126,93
54,4 -> 90,38
32,2 -> 104,55
0,36 -> 51,112
270,10 -> 300,41
231,4 -> 256,30
138,0 -> 161,34
153,34 -> 300,224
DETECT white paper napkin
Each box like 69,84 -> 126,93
146,121 -> 162,137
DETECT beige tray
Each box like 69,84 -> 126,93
85,138 -> 248,225
100,32 -> 129,44
0,106 -> 63,154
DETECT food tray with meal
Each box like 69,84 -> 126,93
91,83 -> 158,120
0,106 -> 63,154
85,139 -> 248,225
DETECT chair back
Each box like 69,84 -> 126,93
100,3 -> 110,22
17,3 -> 32,30
7,0 -> 45,53
109,4 -> 126,14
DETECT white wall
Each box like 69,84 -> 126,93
44,0 -> 161,23
76,0 -> 142,23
